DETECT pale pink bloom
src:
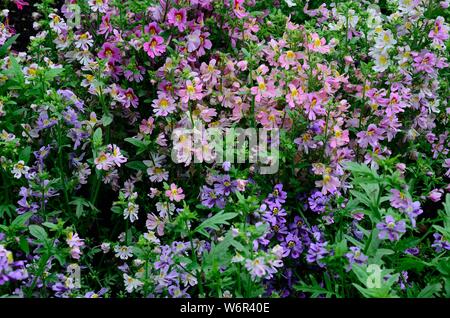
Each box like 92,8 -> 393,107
286,83 -> 304,108
95,152 -> 113,170
165,183 -> 185,202
329,126 -> 349,148
251,76 -> 277,102
316,173 -> 340,194
305,93 -> 326,120
186,30 -> 202,52
108,144 -> 127,167
178,79 -> 203,104
356,124 -> 385,148
308,33 -> 330,54
429,16 -> 449,44
279,50 -> 299,69
152,93 -> 176,117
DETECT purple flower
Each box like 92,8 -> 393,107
306,242 -> 328,267
404,247 -> 420,256
281,233 -> 303,259
200,186 -> 226,208
376,215 -> 406,242
266,184 -> 287,205
356,124 -> 385,148
345,246 -> 368,270
431,233 -> 450,252
214,175 -> 237,196
308,191 -> 328,214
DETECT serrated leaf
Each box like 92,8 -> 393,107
194,211 -> 238,237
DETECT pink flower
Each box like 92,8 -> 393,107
257,109 -> 282,130
98,42 -> 121,63
356,124 -> 385,148
308,33 -> 330,54
250,76 -> 277,102
186,30 -> 202,52
165,183 -> 185,202
146,213 -> 165,236
178,79 -> 203,104
232,0 -> 247,19
108,144 -> 127,167
152,93 -> 176,117
167,8 -> 187,32
14,0 -> 29,10
279,50 -> 299,69
316,173 -> 340,194
428,17 -> 449,44
99,13 -> 113,36
139,117 -> 155,135
198,32 -> 213,56
286,83 -> 304,108
429,189 -> 444,202
95,152 -> 113,170
119,88 -> 139,108
143,36 -> 166,58
145,22 -> 162,35
329,126 -> 349,148
305,93 -> 326,120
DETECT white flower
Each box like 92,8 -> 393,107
11,160 -> 29,179
143,231 -> 160,244
124,202 -> 139,222
155,201 -> 175,217
114,245 -> 133,260
123,274 -> 143,293
370,50 -> 390,72
284,0 -> 296,7
375,30 -> 397,52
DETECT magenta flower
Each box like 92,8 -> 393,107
119,88 -> 139,108
145,22 -> 162,35
356,124 -> 385,148
232,0 -> 248,19
428,17 -> 449,44
98,42 -> 121,63
143,36 -> 166,58
167,8 -> 187,32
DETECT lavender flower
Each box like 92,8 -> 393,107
376,215 -> 406,242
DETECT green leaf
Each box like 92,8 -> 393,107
93,128 -> 103,147
0,34 -> 19,57
124,137 -> 148,149
194,211 -> 238,237
29,225 -> 48,241
102,113 -> 113,126
417,283 -> 442,298
11,212 -> 33,228
19,236 -> 30,254
19,146 -> 32,164
125,161 -> 148,171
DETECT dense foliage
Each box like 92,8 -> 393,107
0,0 -> 450,298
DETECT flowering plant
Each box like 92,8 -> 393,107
0,0 -> 449,298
